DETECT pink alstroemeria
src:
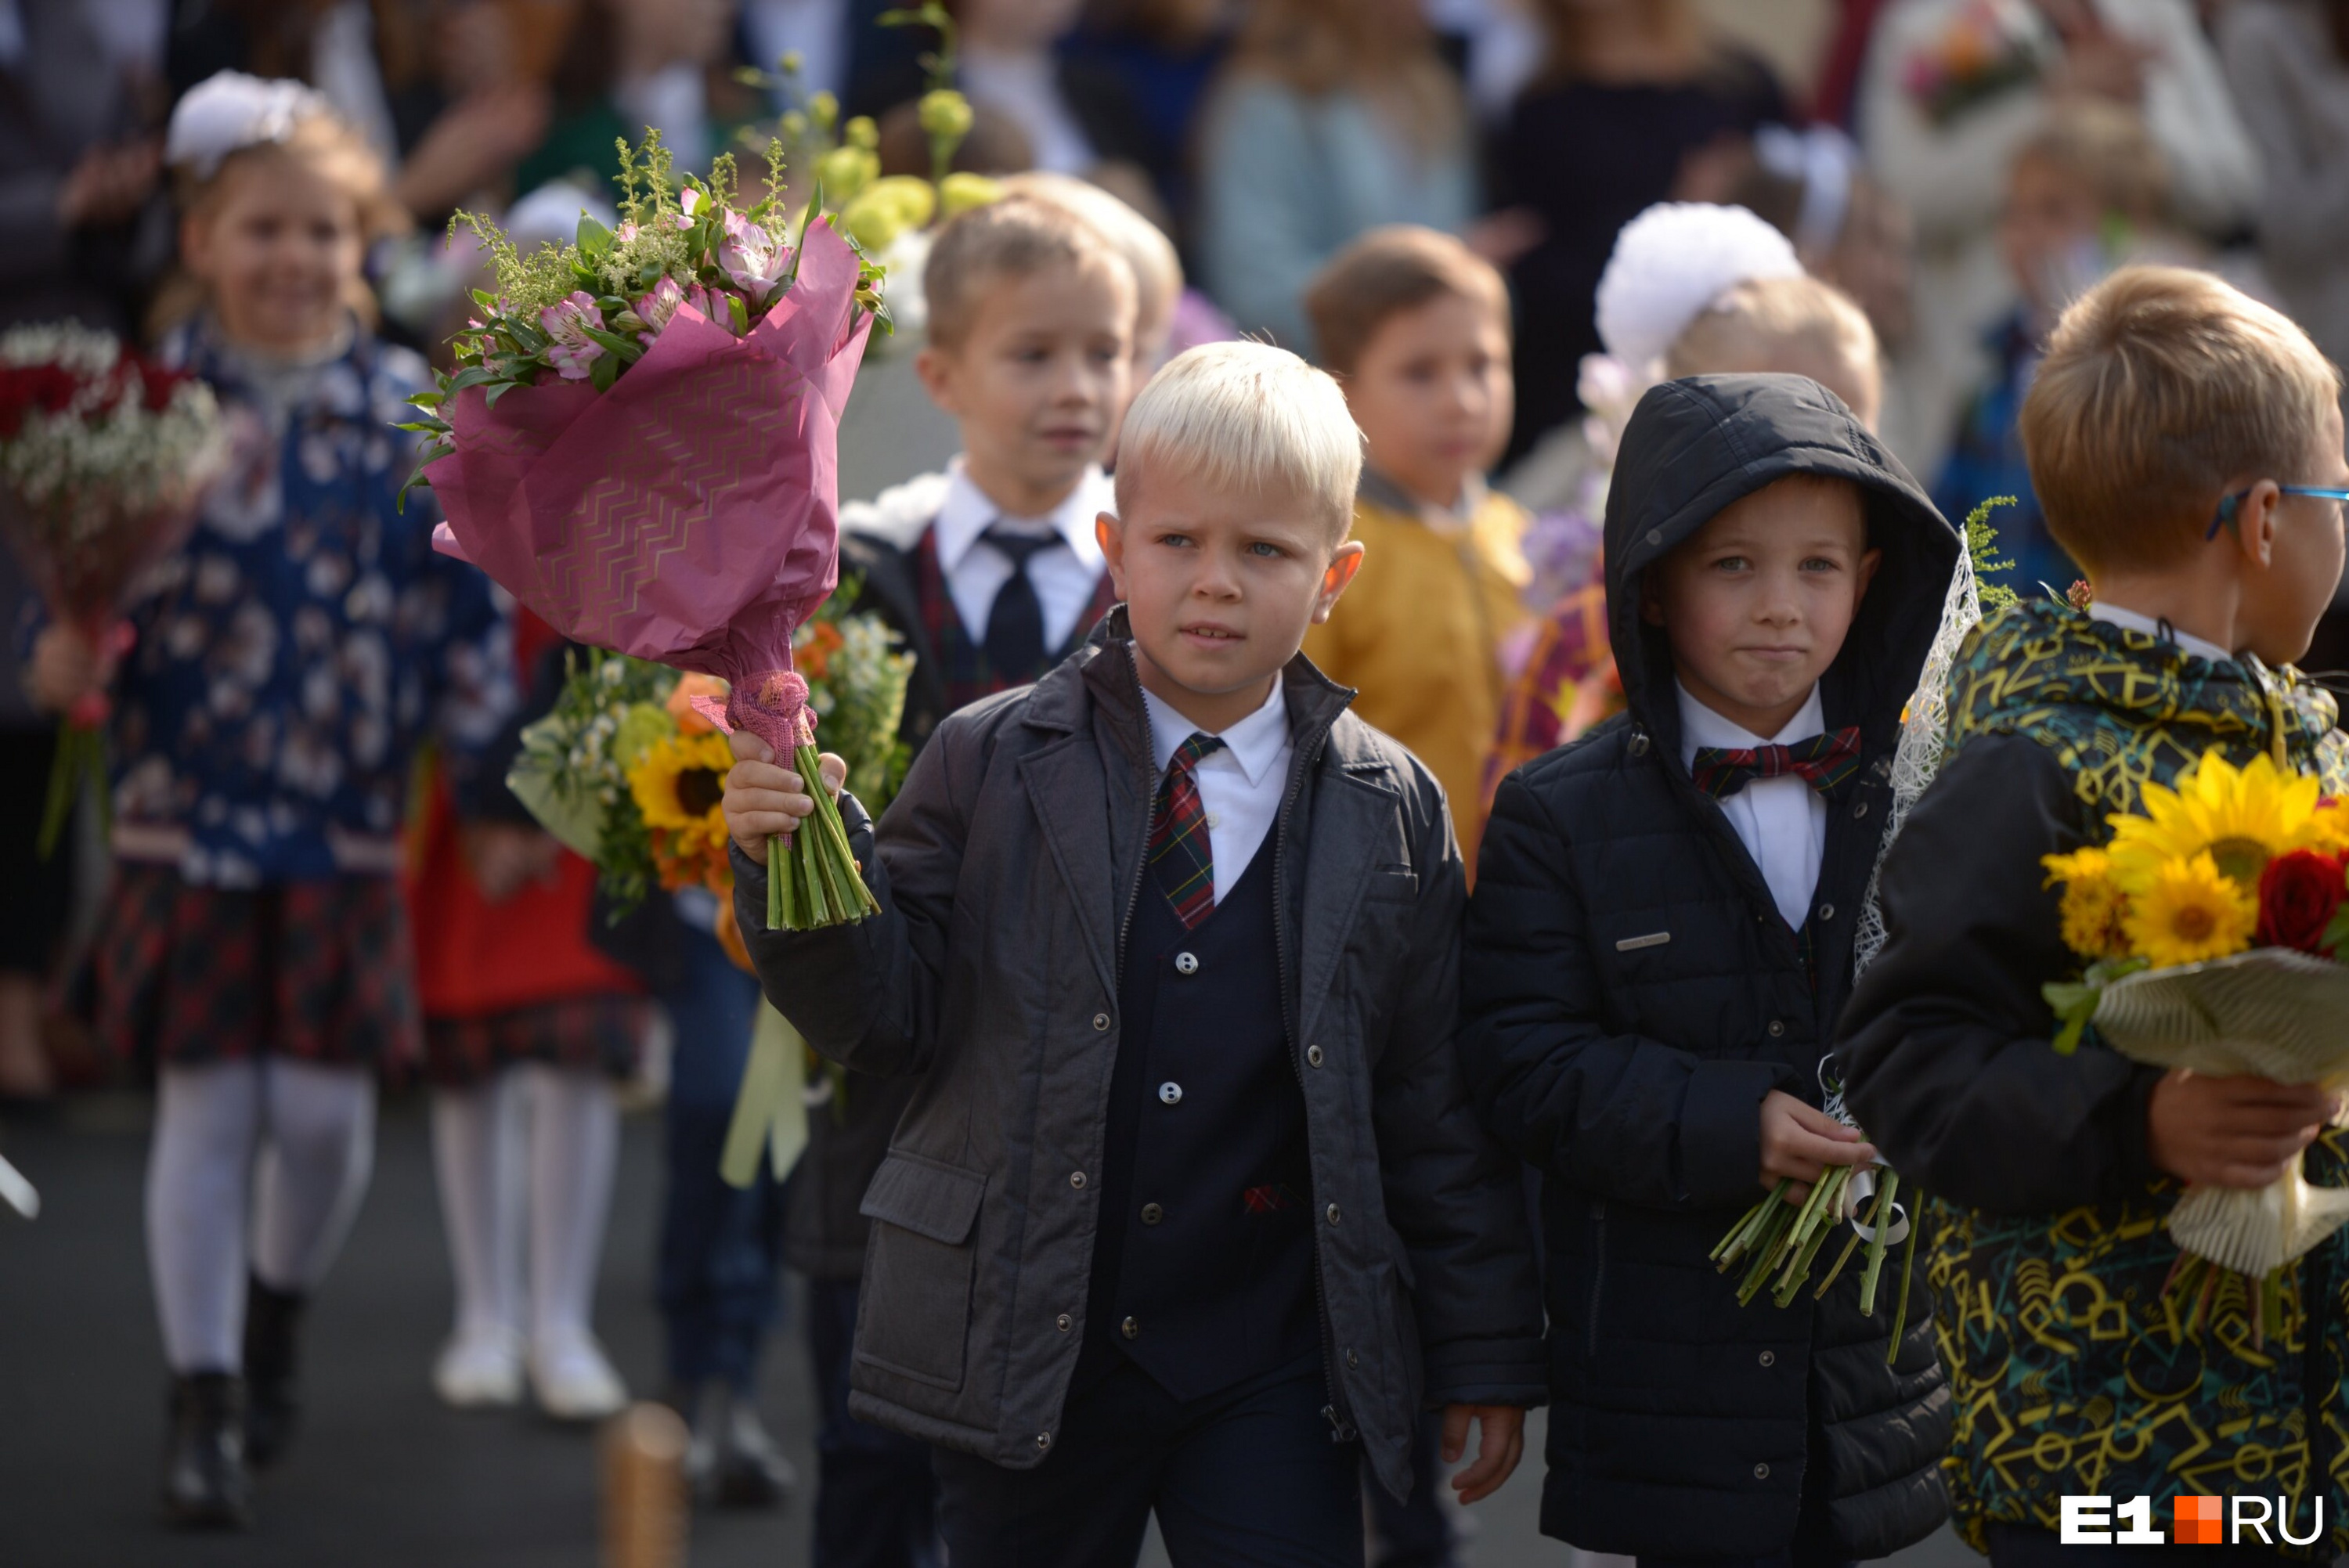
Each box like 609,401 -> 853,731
539,290 -> 607,380
677,187 -> 706,231
633,276 -> 687,340
716,211 -> 791,312
615,220 -> 640,243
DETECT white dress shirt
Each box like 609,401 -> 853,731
2092,600 -> 2234,664
1141,679 -> 1293,906
933,460 -> 1114,655
1678,681 -> 1830,931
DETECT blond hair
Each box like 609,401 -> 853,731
155,109 -> 408,336
998,171 -> 1182,362
1114,341 -> 1363,537
2013,99 -> 2169,225
2021,265 -> 2340,574
1666,275 -> 1882,420
1303,225 -> 1509,376
921,193 -> 1135,351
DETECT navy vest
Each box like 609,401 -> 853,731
1084,837 -> 1318,1402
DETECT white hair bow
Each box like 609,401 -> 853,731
1593,202 -> 1803,374
165,70 -> 333,178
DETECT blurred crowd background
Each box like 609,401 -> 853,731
2,0 -> 2344,1553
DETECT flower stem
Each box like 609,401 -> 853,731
1859,1172 -> 1900,1315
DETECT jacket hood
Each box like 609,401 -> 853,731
1603,373 -> 1958,759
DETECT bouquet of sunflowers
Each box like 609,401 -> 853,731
2041,752 -> 2349,1339
505,579 -> 914,950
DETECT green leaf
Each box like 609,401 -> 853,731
582,325 -> 645,362
392,419 -> 449,433
408,389 -> 446,409
727,292 -> 750,335
590,351 -> 620,392
445,365 -> 500,394
576,214 -> 613,259
482,380 -> 523,408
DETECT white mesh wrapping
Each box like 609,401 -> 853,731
1853,546 -> 1983,977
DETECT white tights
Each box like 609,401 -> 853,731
146,1058 -> 377,1375
430,1064 -> 618,1349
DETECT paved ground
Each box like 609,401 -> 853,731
0,1094 -> 1979,1568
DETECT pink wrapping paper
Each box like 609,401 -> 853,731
428,218 -> 872,756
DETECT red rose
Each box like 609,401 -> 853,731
2257,848 -> 2348,954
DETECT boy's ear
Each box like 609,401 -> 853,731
1855,546 -> 1885,602
2232,479 -> 2286,567
1094,512 -> 1127,600
1312,540 -> 1366,625
914,343 -> 961,416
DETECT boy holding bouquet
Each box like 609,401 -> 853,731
1460,373 -> 1958,1563
1839,266 -> 2349,1560
722,342 -> 1544,1566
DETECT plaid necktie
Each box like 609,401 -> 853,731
1690,726 -> 1864,800
1150,733 -> 1225,930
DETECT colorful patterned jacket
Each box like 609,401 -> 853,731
1841,597 -> 2349,1552
106,317 -> 512,886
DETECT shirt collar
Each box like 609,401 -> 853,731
2091,601 -> 2234,665
1141,677 -> 1291,787
1359,468 -> 1488,533
1676,679 -> 1826,766
933,456 -> 1111,575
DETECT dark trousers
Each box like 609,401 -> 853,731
1987,1524 -> 2297,1565
808,1277 -> 940,1568
655,925 -> 785,1391
933,1354 -> 1362,1568
1366,1412 -> 1455,1568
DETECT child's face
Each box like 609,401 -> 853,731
918,258 -> 1135,515
1343,292 -> 1512,510
1098,467 -> 1363,727
182,153 -> 364,356
1999,153 -> 2105,315
1644,476 -> 1882,737
2236,404 -> 2349,665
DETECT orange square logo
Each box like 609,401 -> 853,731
2174,1494 -> 2223,1544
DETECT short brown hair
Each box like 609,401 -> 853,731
1664,276 -> 1879,403
2013,99 -> 2169,225
921,193 -> 1134,351
2020,266 -> 2340,574
1303,225 -> 1508,376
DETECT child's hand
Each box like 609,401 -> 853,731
2148,1069 -> 2339,1189
1759,1089 -> 1877,1202
1440,1403 -> 1525,1504
721,728 -> 846,860
27,625 -> 106,713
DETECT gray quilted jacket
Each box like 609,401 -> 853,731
733,610 -> 1546,1499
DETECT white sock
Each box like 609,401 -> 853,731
147,1062 -> 265,1374
431,1076 -> 524,1343
249,1059 -> 376,1292
518,1064 -> 618,1348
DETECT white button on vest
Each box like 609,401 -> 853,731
1158,1082 -> 1182,1105
1174,951 -> 1200,975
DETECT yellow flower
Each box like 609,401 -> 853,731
2122,850 -> 2257,969
628,730 -> 734,860
2042,846 -> 2131,960
2105,752 -> 2322,895
2311,799 -> 2349,854
937,171 -> 1002,220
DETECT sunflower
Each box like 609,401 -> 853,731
2122,849 -> 2258,969
628,729 -> 734,865
2105,753 -> 2322,896
2043,846 -> 2131,960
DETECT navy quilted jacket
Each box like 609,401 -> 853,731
1461,375 -> 1958,1557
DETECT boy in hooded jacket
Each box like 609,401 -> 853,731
1462,373 -> 1958,1563
1838,271 -> 2349,1560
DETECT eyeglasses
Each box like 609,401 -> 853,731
2206,485 -> 2349,540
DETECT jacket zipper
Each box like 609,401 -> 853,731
1268,726 -> 1354,1443
1586,1197 -> 1607,1357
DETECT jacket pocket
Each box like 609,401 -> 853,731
1365,864 -> 1420,903
855,1152 -> 987,1392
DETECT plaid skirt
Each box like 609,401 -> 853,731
423,994 -> 652,1088
92,863 -> 420,1068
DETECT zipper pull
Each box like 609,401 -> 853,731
1322,1404 -> 1356,1442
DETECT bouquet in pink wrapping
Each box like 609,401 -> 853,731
402,137 -> 884,928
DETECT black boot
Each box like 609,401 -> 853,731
680,1382 -> 798,1509
241,1275 -> 306,1470
162,1373 -> 251,1529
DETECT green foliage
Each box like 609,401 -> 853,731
1964,495 -> 2022,614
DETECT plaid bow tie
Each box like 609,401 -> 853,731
1149,733 -> 1225,929
1690,726 -> 1864,800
